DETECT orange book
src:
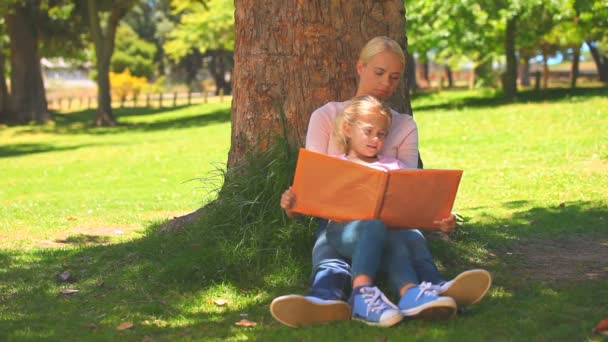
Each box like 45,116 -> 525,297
290,148 -> 463,229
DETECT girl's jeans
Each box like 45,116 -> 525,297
308,219 -> 445,301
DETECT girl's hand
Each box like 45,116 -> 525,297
280,187 -> 297,218
434,214 -> 457,233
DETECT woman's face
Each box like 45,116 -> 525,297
355,50 -> 403,100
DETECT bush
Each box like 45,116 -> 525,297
145,138 -> 316,289
109,69 -> 148,102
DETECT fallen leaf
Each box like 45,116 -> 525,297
60,289 -> 79,295
116,321 -> 134,331
214,299 -> 228,306
235,319 -> 257,327
66,216 -> 77,221
593,318 -> 608,335
57,271 -> 71,282
83,323 -> 97,330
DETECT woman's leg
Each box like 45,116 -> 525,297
310,220 -> 352,301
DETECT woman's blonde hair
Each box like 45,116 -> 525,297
359,36 -> 405,71
334,95 -> 392,151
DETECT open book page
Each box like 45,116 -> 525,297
290,148 -> 462,229
379,169 -> 463,229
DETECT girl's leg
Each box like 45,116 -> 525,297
326,219 -> 388,283
381,229 -> 420,294
399,229 -> 446,284
326,219 -> 402,327
382,229 -> 457,320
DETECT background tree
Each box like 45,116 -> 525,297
123,0 -> 173,77
164,0 -> 234,93
228,0 -> 410,167
83,0 -> 137,126
0,17 -> 9,121
5,0 -> 50,123
111,23 -> 157,78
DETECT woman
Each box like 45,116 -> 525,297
270,36 -> 491,328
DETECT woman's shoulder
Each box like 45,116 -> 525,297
312,101 -> 348,116
389,110 -> 417,129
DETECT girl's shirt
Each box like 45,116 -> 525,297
305,101 -> 419,169
334,154 -> 406,171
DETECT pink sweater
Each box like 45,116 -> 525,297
334,154 -> 406,171
305,101 -> 419,169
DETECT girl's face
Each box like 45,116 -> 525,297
344,113 -> 389,162
356,50 -> 403,100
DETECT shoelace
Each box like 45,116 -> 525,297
361,287 -> 393,314
415,282 -> 439,301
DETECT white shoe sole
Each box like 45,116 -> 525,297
270,295 -> 351,328
352,310 -> 403,327
442,269 -> 492,306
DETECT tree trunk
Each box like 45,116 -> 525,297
87,0 -> 130,126
0,50 -> 9,121
406,53 -> 417,92
586,41 -> 608,83
444,65 -> 453,88
519,52 -> 531,87
502,16 -> 518,100
208,49 -> 233,95
570,44 -> 580,89
6,4 -> 50,124
421,58 -> 430,87
542,50 -> 550,89
228,0 -> 410,167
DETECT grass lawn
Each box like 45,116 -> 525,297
1,87 -> 607,341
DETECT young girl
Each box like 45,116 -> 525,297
281,95 -> 457,327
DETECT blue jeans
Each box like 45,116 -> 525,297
326,219 -> 420,294
308,219 -> 444,301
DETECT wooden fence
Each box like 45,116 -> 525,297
48,90 -> 230,111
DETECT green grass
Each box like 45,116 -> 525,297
1,87 -> 607,341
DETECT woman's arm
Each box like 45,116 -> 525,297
305,104 -> 335,154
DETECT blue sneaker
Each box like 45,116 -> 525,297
350,286 -> 402,327
398,283 -> 457,319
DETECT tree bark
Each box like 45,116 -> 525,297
586,41 -> 608,83
87,0 -> 131,126
519,52 -> 531,87
502,16 -> 518,100
0,49 -> 9,121
228,0 -> 410,168
570,44 -> 580,89
6,4 -> 50,124
444,65 -> 453,88
406,53 -> 417,92
208,49 -> 233,95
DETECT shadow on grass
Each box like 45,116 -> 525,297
1,200 -> 607,340
412,86 -> 608,112
0,142 -> 98,158
57,234 -> 112,245
10,105 -> 231,137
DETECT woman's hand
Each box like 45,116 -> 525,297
280,187 -> 297,218
433,214 -> 457,233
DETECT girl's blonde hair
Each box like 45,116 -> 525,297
334,95 -> 392,151
359,36 -> 405,71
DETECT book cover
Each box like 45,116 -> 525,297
290,148 -> 463,229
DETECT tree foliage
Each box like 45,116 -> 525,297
163,0 -> 234,61
111,23 -> 157,78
